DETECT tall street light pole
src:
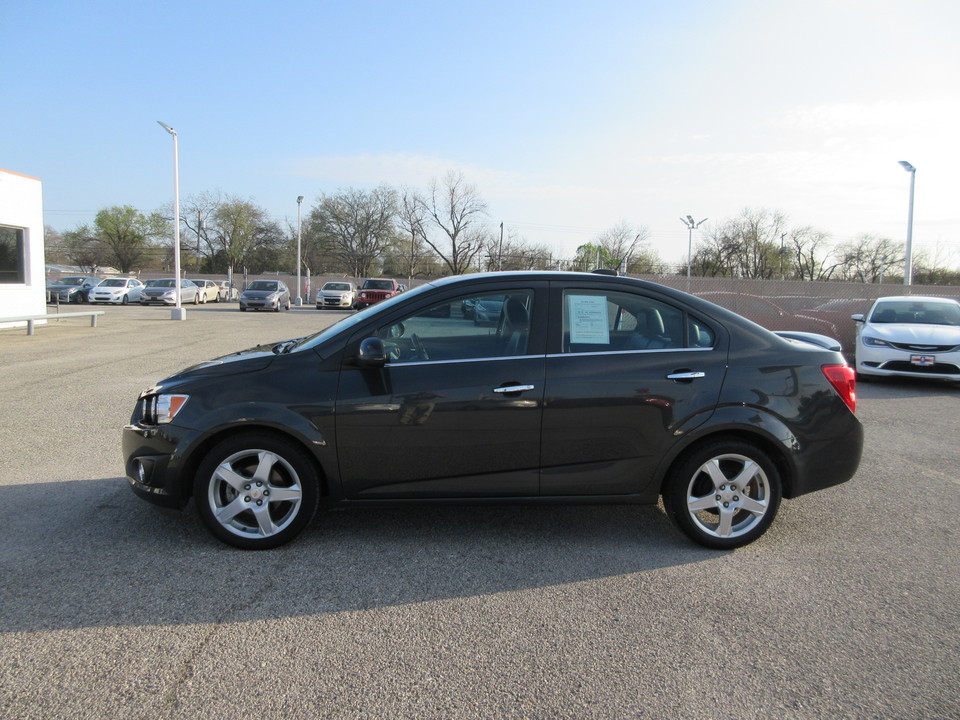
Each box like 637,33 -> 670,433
899,161 -> 916,286
680,215 -> 707,292
157,121 -> 185,320
295,195 -> 304,305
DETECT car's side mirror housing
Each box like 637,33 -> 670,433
851,313 -> 865,323
357,337 -> 387,368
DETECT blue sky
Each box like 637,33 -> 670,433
3,0 -> 958,265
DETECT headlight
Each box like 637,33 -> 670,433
143,394 -> 189,424
862,335 -> 892,348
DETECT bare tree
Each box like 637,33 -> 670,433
786,226 -> 840,281
395,188 -> 434,282
308,186 -> 398,278
418,170 -> 488,275
60,225 -> 105,272
693,208 -> 787,278
593,221 -> 651,272
836,234 -> 904,283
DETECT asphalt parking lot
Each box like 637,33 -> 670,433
1,303 -> 958,719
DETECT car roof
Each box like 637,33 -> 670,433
873,295 -> 958,305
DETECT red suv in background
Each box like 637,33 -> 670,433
355,278 -> 403,309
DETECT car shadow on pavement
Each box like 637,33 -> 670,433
0,477 -> 722,633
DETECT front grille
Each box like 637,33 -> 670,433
882,361 -> 960,375
890,342 -> 957,352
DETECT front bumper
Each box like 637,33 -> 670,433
857,346 -> 960,381
318,296 -> 352,308
123,422 -> 199,508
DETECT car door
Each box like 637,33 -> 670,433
335,282 -> 547,499
540,281 -> 728,497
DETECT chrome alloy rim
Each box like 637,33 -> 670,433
207,449 -> 304,539
685,453 -> 771,538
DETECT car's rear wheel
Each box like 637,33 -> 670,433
663,439 -> 781,549
194,432 -> 320,550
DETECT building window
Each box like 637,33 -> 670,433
0,225 -> 26,284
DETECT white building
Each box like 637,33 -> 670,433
0,168 -> 46,327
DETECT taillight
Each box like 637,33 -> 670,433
821,364 -> 856,413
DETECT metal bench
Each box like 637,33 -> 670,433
0,310 -> 105,335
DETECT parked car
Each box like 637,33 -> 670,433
48,276 -> 100,303
316,281 -> 357,309
216,281 -> 238,301
88,277 -> 145,305
140,278 -> 201,305
239,280 -> 291,312
123,271 -> 862,551
852,296 -> 960,382
190,279 -> 221,303
355,278 -> 402,310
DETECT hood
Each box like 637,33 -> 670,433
868,323 -> 960,346
242,290 -> 280,298
166,343 -> 281,379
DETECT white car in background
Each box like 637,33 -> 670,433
190,279 -> 221,303
87,277 -> 145,305
852,296 -> 960,382
316,281 -> 357,309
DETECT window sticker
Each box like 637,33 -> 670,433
568,294 -> 610,344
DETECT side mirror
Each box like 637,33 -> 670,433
851,313 -> 865,323
357,337 -> 387,368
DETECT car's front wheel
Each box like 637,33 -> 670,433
194,432 -> 321,550
663,439 -> 781,549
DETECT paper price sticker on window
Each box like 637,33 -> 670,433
568,295 -> 610,345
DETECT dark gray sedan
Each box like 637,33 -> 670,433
124,271 -> 862,551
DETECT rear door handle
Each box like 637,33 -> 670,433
493,384 -> 536,393
666,371 -> 705,381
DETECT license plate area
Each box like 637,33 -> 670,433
910,354 -> 936,366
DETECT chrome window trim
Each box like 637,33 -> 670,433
384,354 -> 545,369
548,347 -> 714,359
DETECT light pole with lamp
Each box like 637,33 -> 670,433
295,195 -> 304,305
898,161 -> 916,286
680,215 -> 707,291
157,121 -> 185,320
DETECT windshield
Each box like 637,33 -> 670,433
247,281 -> 279,291
363,279 -> 394,290
58,277 -> 86,286
323,283 -> 351,291
870,301 -> 960,325
101,279 -> 126,287
149,279 -> 176,288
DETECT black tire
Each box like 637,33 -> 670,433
121,294 -> 129,305
193,292 -> 200,305
663,439 -> 782,549
194,432 -> 321,550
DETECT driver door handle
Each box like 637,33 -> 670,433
493,384 -> 536,393
666,370 -> 705,380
